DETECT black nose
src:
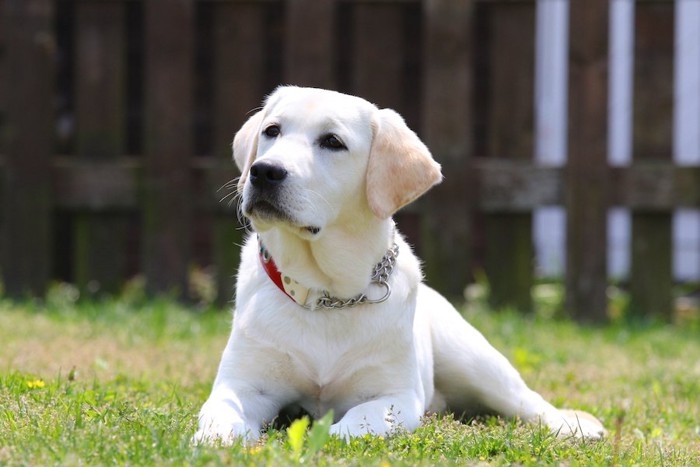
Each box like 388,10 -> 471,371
249,161 -> 288,188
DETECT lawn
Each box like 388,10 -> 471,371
1,283 -> 699,465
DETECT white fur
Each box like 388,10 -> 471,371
194,87 -> 605,444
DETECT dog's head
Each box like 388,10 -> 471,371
234,86 -> 442,237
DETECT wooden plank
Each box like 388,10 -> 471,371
285,0 -> 335,88
672,166 -> 700,207
566,0 -> 609,322
210,2 -> 267,305
479,164 -> 700,211
629,2 -> 674,320
422,0 -> 474,297
50,158 -> 238,212
74,1 -> 127,295
611,165 -> 700,209
477,161 -> 562,211
143,0 -> 194,297
482,1 -> 535,312
40,161 -> 700,212
53,157 -> 139,210
1,0 -> 54,297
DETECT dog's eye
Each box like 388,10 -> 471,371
263,125 -> 280,138
319,134 -> 347,151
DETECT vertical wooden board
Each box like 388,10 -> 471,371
352,3 -> 422,250
483,2 -> 535,313
0,3 -> 5,119
213,4 -> 267,159
352,3 -> 404,110
630,213 -> 673,318
74,214 -> 128,293
1,0 -> 54,297
211,3 -> 267,305
285,0 -> 335,88
422,0 -> 474,297
566,0 -> 609,322
629,2 -> 674,320
632,3 -> 674,161
143,0 -> 193,297
75,2 -> 125,159
74,1 -> 127,295
485,214 -> 532,311
484,4 -> 535,160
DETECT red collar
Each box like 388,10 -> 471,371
258,240 -> 310,306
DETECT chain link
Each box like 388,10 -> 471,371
314,243 -> 399,310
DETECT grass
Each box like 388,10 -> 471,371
1,282 -> 699,465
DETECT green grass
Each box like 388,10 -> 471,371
1,284 -> 699,465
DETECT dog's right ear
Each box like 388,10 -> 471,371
233,109 -> 266,193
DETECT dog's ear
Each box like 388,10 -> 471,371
366,109 -> 443,219
233,109 -> 266,192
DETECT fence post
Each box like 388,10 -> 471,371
211,3 -> 267,306
629,2 -> 674,320
143,0 -> 193,297
566,0 -> 609,322
482,2 -> 536,313
285,0 -> 336,88
74,1 -> 127,296
422,0 -> 474,298
352,3 -> 404,110
1,0 -> 54,297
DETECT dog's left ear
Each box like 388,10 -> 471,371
366,109 -> 443,219
233,109 -> 266,193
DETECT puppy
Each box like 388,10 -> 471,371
194,86 -> 605,444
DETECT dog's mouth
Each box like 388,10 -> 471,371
245,199 -> 321,236
245,199 -> 289,222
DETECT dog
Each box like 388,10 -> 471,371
194,86 -> 605,444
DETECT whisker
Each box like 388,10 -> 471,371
245,106 -> 263,117
217,178 -> 239,193
219,191 -> 237,205
305,188 -> 333,210
235,197 -> 250,230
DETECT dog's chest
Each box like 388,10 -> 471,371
283,327 -> 406,417
236,290 -> 411,403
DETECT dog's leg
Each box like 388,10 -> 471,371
193,385 -> 281,446
422,286 -> 605,439
329,394 -> 423,440
436,328 -> 604,438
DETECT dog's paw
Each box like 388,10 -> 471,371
550,409 -> 606,440
329,421 -> 375,441
192,420 -> 256,446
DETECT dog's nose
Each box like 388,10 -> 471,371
249,161 -> 288,188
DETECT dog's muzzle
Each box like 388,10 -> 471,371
244,160 -> 322,235
243,161 -> 290,221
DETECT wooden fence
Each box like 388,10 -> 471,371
1,0 -> 698,321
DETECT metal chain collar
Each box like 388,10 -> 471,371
314,242 -> 399,310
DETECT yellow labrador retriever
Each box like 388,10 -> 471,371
194,86 -> 605,444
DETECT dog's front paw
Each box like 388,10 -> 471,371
329,420 -> 375,441
192,420 -> 256,446
549,409 -> 606,440
193,405 -> 259,447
